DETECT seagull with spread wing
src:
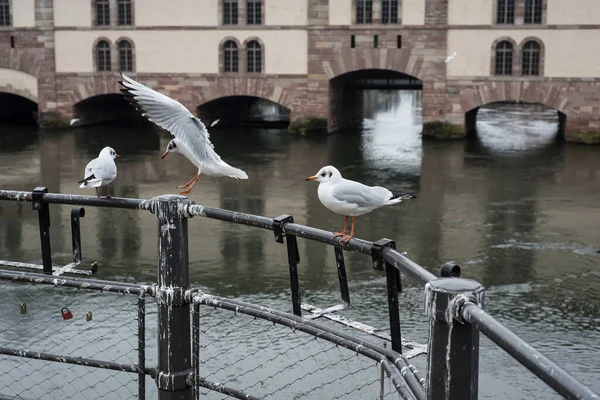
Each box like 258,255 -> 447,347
118,73 -> 248,195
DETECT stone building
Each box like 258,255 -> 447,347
0,0 -> 599,142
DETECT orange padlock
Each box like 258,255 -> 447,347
61,307 -> 73,320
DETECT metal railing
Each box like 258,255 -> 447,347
0,188 -> 597,400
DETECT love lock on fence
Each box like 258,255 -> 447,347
20,303 -> 27,314
86,311 -> 92,321
61,307 -> 73,320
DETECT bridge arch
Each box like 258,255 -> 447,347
0,68 -> 39,124
328,68 -> 423,132
461,81 -> 569,138
196,95 -> 291,127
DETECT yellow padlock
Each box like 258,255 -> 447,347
86,311 -> 92,321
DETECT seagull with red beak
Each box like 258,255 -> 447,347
306,165 -> 416,243
119,73 -> 248,196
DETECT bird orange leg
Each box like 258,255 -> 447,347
95,187 -> 100,197
105,185 -> 112,199
341,217 -> 355,243
180,174 -> 199,195
333,216 -> 349,238
176,175 -> 199,189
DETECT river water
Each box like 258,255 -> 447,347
0,98 -> 599,399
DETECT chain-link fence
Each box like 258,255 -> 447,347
195,304 -> 398,399
0,277 -> 145,400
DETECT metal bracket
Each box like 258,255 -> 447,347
371,238 -> 396,272
155,287 -> 187,306
32,187 -> 52,274
440,262 -> 461,278
156,368 -> 193,391
273,214 -> 300,264
273,214 -> 292,243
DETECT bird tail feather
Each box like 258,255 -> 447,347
386,192 -> 417,205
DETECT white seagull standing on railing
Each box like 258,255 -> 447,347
78,146 -> 121,198
118,73 -> 248,195
306,165 -> 416,243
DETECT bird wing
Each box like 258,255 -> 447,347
330,180 -> 391,208
119,73 -> 223,170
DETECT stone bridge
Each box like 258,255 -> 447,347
1,0 -> 599,144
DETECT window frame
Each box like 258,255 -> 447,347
96,39 -> 112,72
524,0 -> 542,24
223,0 -> 239,25
494,40 -> 514,76
521,39 -> 543,76
0,0 -> 11,27
223,40 -> 239,73
118,39 -> 134,72
117,0 -> 133,26
94,0 -> 110,26
496,0 -> 515,24
246,0 -> 262,25
246,40 -> 262,73
382,0 -> 398,24
356,0 -> 373,24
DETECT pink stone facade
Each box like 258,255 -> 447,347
1,0 -> 600,142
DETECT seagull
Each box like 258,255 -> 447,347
118,73 -> 248,195
69,118 -> 80,126
306,166 -> 416,243
78,146 -> 121,198
444,51 -> 457,63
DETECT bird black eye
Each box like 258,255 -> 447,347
321,172 -> 326,177
328,172 -> 332,177
172,143 -> 177,148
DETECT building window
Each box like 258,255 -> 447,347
223,40 -> 238,72
524,0 -> 542,24
95,0 -> 110,26
247,40 -> 262,73
247,0 -> 261,25
356,0 -> 372,24
522,41 -> 540,76
495,41 -> 513,75
382,0 -> 398,24
0,0 -> 10,26
96,40 -> 111,72
118,0 -> 132,25
496,0 -> 514,24
223,0 -> 238,25
118,40 -> 133,72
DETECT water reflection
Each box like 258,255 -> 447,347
0,100 -> 599,397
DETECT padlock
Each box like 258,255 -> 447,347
86,311 -> 92,321
20,303 -> 27,314
61,307 -> 73,320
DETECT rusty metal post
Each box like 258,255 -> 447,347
154,195 -> 192,400
424,278 -> 485,400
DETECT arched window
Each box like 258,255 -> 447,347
96,40 -> 111,72
0,0 -> 10,26
118,40 -> 133,72
524,0 -> 542,24
522,41 -> 540,76
495,41 -> 513,75
117,0 -> 132,25
95,0 -> 110,26
247,41 -> 262,73
496,0 -> 514,24
223,40 -> 238,73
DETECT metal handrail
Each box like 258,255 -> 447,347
0,189 -> 597,400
